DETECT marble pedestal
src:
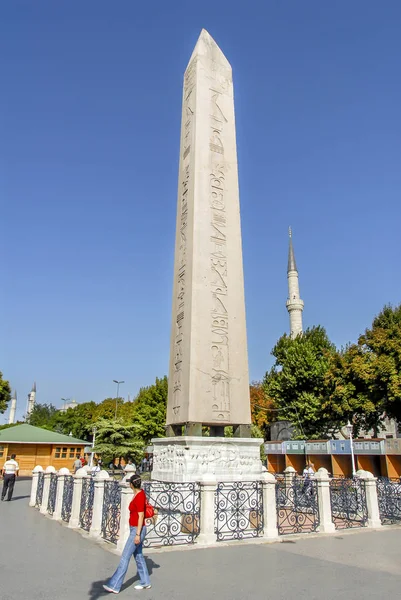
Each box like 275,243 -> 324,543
151,436 -> 266,483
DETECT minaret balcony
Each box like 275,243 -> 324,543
286,299 -> 304,311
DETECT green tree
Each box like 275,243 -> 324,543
250,381 -> 274,440
27,403 -> 58,429
49,402 -> 97,439
132,376 -> 168,443
325,304 -> 401,435
263,326 -> 338,439
0,372 -> 11,414
93,418 -> 144,465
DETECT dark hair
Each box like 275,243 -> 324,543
129,475 -> 142,489
11,454 -> 16,459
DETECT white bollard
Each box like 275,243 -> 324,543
315,468 -> 335,533
261,472 -> 279,539
356,470 -> 382,528
89,470 -> 110,539
29,465 -> 44,507
68,468 -> 87,528
197,476 -> 217,545
40,466 -> 57,515
116,482 -> 134,554
53,468 -> 70,521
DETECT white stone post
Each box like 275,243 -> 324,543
116,482 -> 134,554
261,472 -> 279,539
89,470 -> 110,539
356,469 -> 382,528
68,468 -> 87,528
197,476 -> 217,545
315,468 -> 335,533
40,466 -> 56,515
29,465 -> 44,507
53,468 -> 70,521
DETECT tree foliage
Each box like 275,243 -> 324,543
0,372 -> 11,414
263,326 -> 338,439
250,381 -> 274,439
93,419 -> 144,465
28,403 -> 58,429
324,304 -> 401,435
131,376 -> 168,443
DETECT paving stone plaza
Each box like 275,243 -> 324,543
1,480 -> 401,600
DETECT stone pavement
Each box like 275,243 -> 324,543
1,480 -> 401,600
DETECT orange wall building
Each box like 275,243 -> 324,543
0,424 -> 89,475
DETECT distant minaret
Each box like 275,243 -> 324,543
8,390 -> 17,425
286,228 -> 304,338
26,382 -> 36,418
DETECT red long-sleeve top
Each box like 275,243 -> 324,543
129,489 -> 146,527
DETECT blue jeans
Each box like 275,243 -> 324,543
107,526 -> 150,591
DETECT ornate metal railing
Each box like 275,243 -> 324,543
142,481 -> 201,547
101,480 -> 121,544
47,473 -> 58,516
35,472 -> 44,508
79,477 -> 95,531
377,477 -> 401,524
276,476 -> 320,535
330,477 -> 368,529
61,476 -> 74,522
214,481 -> 263,541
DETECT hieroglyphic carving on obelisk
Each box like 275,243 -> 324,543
167,30 -> 251,430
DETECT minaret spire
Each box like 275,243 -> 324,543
8,390 -> 17,425
26,382 -> 37,418
286,228 -> 304,338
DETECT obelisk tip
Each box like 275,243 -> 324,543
187,29 -> 231,71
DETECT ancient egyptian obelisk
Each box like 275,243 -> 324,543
152,30 -> 263,482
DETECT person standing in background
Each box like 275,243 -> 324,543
73,455 -> 82,473
1,454 -> 20,501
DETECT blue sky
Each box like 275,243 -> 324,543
1,1 -> 400,421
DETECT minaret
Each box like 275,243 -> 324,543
286,228 -> 304,338
26,382 -> 36,418
8,391 -> 17,425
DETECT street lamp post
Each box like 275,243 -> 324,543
347,420 -> 357,477
113,380 -> 124,420
90,425 -> 97,468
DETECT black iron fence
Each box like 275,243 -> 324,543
276,475 -> 320,535
61,476 -> 74,522
101,480 -> 121,544
47,473 -> 58,516
214,481 -> 263,542
35,472 -> 44,508
143,481 -> 201,547
377,477 -> 401,524
79,477 -> 95,531
330,477 -> 368,529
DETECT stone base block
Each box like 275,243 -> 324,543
151,436 -> 266,482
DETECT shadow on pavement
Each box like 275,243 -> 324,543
10,495 -> 31,501
88,557 -> 160,599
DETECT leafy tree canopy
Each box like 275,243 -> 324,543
324,304 -> 401,435
131,376 -> 168,444
27,403 -> 58,429
250,381 -> 274,440
263,326 -> 338,439
93,418 -> 144,465
0,372 -> 11,414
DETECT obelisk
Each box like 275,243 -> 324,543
152,30 -> 263,482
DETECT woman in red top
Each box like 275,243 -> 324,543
103,475 -> 151,593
